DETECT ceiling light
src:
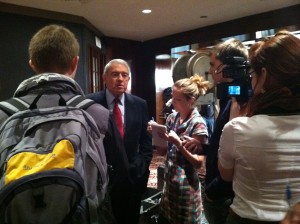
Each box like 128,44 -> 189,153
142,9 -> 152,14
155,54 -> 171,60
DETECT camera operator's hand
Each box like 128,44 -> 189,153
230,97 -> 248,120
229,97 -> 240,120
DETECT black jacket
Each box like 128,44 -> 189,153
205,84 -> 234,200
87,90 -> 152,191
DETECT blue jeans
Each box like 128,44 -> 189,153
203,195 -> 232,224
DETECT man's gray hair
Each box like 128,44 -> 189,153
103,59 -> 131,76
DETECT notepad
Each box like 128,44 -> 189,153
150,121 -> 168,147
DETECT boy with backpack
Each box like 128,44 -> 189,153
0,24 -> 128,223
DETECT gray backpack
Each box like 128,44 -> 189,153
0,93 -> 109,224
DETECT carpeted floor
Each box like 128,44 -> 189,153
147,150 -> 207,189
147,150 -> 165,189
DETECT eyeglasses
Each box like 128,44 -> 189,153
249,69 -> 255,77
110,72 -> 129,79
214,64 -> 224,75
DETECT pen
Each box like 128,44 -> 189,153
286,184 -> 292,208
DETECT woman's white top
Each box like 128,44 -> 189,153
218,114 -> 300,221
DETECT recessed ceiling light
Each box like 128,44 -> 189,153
155,54 -> 171,60
142,9 -> 152,14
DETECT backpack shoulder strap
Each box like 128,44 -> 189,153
67,95 -> 109,135
66,95 -> 95,110
0,97 -> 30,116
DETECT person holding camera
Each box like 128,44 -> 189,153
203,39 -> 248,224
218,30 -> 300,223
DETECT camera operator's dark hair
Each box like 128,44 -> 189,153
212,39 -> 248,64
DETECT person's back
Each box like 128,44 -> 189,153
221,114 -> 300,220
0,24 -> 122,224
218,31 -> 300,222
0,74 -> 110,224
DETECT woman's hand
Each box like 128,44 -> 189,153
230,97 -> 248,120
229,97 -> 240,120
167,130 -> 181,147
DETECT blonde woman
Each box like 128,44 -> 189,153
151,75 -> 210,223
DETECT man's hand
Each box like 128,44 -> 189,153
182,136 -> 203,154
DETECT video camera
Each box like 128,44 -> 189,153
217,56 -> 253,103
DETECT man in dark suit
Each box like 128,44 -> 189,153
87,59 -> 153,224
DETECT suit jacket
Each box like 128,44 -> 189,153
87,90 -> 153,189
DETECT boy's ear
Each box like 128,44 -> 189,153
69,56 -> 79,79
29,60 -> 37,72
